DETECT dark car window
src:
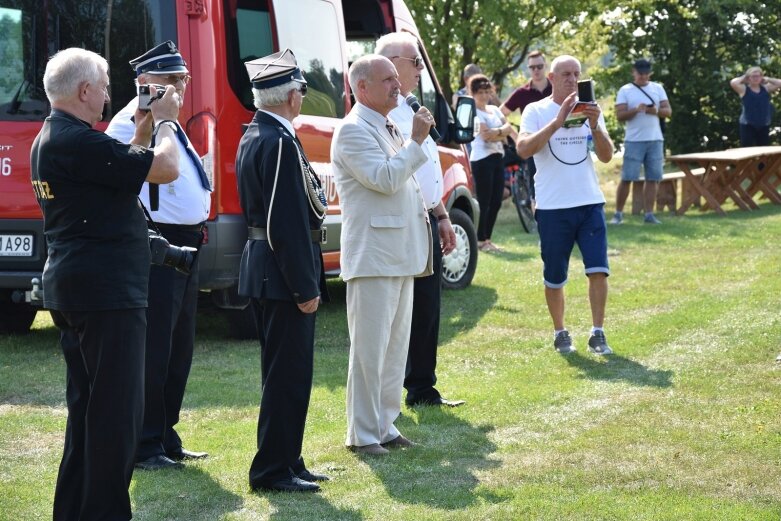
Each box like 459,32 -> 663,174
0,0 -> 176,122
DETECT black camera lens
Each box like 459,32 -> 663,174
148,231 -> 198,275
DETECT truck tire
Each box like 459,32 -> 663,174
441,207 -> 478,290
0,301 -> 37,334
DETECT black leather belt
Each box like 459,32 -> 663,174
151,222 -> 205,232
248,226 -> 327,244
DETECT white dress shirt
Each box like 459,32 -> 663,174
388,94 -> 443,210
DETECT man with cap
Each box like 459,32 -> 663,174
375,32 -> 464,409
106,40 -> 212,470
610,58 -> 672,225
331,54 -> 435,456
32,47 -> 180,521
235,48 -> 329,492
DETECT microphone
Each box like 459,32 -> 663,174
404,93 -> 441,142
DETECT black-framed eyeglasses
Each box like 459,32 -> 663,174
392,55 -> 424,68
162,74 -> 191,85
528,64 -> 544,71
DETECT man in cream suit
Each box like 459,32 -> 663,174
331,54 -> 435,456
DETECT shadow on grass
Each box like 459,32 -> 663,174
563,352 -> 673,388
356,409 -> 502,510
264,491 -> 363,521
440,284 -> 497,344
131,466 -> 242,520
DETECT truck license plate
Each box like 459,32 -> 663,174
0,234 -> 33,256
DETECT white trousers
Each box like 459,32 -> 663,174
345,276 -> 414,447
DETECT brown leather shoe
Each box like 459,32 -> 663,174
348,443 -> 389,456
381,435 -> 416,448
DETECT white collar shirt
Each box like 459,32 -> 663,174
260,109 -> 296,137
388,94 -> 442,210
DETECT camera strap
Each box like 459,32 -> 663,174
631,82 -> 656,106
138,197 -> 162,234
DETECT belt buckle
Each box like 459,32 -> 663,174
319,227 -> 327,244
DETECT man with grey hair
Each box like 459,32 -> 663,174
31,47 -> 180,521
235,49 -> 329,492
105,40 -> 212,471
375,32 -> 463,408
517,55 -> 615,357
332,54 -> 435,455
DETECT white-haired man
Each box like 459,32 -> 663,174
332,54 -> 435,455
517,55 -> 615,357
375,32 -> 463,408
235,49 -> 329,492
105,40 -> 212,471
31,47 -> 180,521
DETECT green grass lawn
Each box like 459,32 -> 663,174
2,177 -> 781,520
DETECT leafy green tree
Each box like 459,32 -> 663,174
405,0 -> 601,102
599,0 -> 781,152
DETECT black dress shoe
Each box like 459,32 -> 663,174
297,469 -> 330,482
255,476 -> 320,493
407,396 -> 465,408
135,455 -> 184,471
167,448 -> 208,461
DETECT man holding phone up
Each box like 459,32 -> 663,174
610,59 -> 671,225
516,55 -> 615,356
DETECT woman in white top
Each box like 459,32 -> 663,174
469,75 -> 513,252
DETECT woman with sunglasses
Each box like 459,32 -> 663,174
469,74 -> 513,252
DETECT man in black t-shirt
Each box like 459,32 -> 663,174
31,47 -> 180,521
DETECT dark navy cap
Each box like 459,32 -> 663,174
245,49 -> 306,89
130,40 -> 188,76
633,59 -> 652,73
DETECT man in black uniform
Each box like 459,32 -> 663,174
106,41 -> 212,471
235,49 -> 329,493
30,48 -> 180,521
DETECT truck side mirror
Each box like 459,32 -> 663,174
453,96 -> 476,144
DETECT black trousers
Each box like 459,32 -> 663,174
248,298 -> 315,489
739,123 -> 770,147
404,213 -> 442,402
472,153 -> 505,241
137,226 -> 202,461
51,308 -> 146,521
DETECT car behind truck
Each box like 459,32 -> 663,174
0,0 -> 478,337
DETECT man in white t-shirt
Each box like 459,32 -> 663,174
611,59 -> 672,225
517,55 -> 615,356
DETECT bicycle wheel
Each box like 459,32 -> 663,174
511,169 -> 536,233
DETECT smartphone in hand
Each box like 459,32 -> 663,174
577,79 -> 595,103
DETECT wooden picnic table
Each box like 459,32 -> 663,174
667,146 -> 781,215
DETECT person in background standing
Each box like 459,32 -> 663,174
376,32 -> 464,408
730,66 -> 781,147
610,58 -> 671,226
469,74 -> 513,253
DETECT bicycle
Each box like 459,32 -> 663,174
507,159 -> 536,234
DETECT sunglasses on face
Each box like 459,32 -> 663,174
299,84 -> 308,97
392,55 -> 424,68
528,64 -> 544,71
161,74 -> 191,85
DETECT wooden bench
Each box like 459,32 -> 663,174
630,167 -> 706,214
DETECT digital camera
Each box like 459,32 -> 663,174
137,84 -> 167,111
148,230 -> 198,274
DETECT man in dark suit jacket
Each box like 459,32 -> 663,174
235,49 -> 329,493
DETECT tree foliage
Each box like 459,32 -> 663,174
598,0 -> 781,153
405,0 -> 600,102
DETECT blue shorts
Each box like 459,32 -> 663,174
536,204 -> 610,288
621,140 -> 664,181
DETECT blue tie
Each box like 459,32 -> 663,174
172,122 -> 212,191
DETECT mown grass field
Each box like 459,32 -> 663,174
2,169 -> 781,520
